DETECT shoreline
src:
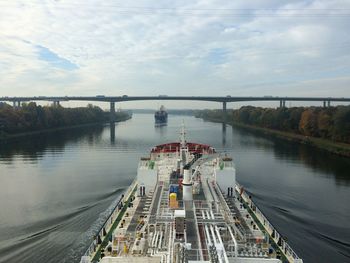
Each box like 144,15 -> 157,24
198,116 -> 350,158
0,115 -> 131,142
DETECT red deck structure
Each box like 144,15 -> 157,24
151,142 -> 215,154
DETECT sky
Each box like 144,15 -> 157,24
0,0 -> 350,109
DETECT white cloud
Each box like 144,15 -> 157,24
0,0 -> 349,108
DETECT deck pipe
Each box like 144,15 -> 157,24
215,226 -> 229,263
227,226 -> 238,258
209,225 -> 223,263
205,225 -> 212,246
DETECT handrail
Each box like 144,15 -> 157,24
227,226 -> 238,258
236,182 -> 303,263
213,183 -> 245,241
81,179 -> 137,260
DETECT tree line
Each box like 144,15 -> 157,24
0,102 -> 130,136
195,106 -> 350,144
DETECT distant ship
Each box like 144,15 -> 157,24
154,105 -> 168,126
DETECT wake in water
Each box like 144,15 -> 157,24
0,187 -> 126,263
62,187 -> 127,263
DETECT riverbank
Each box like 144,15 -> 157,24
198,116 -> 350,158
0,102 -> 132,142
0,115 -> 131,142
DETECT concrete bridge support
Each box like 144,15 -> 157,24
222,101 -> 227,123
12,101 -> 21,108
110,102 -> 116,122
53,101 -> 60,107
279,100 -> 286,108
323,100 -> 331,107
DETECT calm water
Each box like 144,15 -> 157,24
0,114 -> 349,263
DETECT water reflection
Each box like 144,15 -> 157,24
222,123 -> 226,147
274,141 -> 350,186
155,125 -> 167,140
232,125 -> 350,186
110,122 -> 115,144
0,125 -> 104,164
0,115 -> 349,263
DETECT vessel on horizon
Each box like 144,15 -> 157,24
80,124 -> 303,263
155,105 -> 168,126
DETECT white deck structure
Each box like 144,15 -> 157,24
81,127 -> 303,263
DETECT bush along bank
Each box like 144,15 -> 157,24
0,102 -> 131,140
195,106 -> 350,157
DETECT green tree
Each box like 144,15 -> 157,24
317,110 -> 332,138
332,106 -> 350,143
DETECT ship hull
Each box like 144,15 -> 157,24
155,106 -> 168,126
154,112 -> 168,125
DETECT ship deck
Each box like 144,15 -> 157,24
81,147 -> 302,263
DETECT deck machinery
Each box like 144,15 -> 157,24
80,125 -> 303,263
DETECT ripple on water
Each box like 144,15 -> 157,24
0,115 -> 350,263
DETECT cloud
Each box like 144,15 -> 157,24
0,0 -> 349,108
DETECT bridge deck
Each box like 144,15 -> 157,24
1,96 -> 349,103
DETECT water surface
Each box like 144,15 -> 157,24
0,114 -> 349,263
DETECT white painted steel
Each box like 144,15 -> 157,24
228,226 -> 238,258
183,169 -> 193,201
215,226 -> 229,263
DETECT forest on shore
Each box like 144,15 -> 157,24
195,106 -> 350,144
0,102 -> 130,138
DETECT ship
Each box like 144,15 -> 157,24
80,124 -> 303,263
155,105 -> 168,126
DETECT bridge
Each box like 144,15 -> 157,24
1,96 -> 349,122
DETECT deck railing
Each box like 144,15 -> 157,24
80,179 -> 137,261
236,182 -> 303,263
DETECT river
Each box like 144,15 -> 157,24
0,114 -> 349,263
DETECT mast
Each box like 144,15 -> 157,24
180,122 -> 193,201
180,121 -> 186,148
179,121 -> 188,165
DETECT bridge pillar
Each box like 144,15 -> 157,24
323,101 -> 326,108
327,100 -> 331,107
110,102 -> 116,122
222,101 -> 227,123
279,100 -> 286,108
12,101 -> 20,108
53,101 -> 60,107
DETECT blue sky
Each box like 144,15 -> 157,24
0,0 -> 349,109
37,45 -> 78,71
